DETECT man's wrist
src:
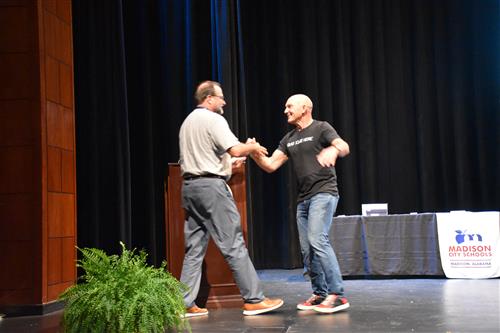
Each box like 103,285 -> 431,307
251,152 -> 262,160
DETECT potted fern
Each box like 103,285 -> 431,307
59,242 -> 189,333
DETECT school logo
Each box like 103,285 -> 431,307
454,230 -> 483,244
449,229 -> 491,259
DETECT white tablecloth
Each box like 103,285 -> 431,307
436,211 -> 500,279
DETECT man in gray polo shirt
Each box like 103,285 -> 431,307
178,80 -> 284,317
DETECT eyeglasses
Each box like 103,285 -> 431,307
210,95 -> 225,101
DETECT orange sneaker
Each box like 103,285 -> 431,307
183,304 -> 209,318
242,298 -> 284,316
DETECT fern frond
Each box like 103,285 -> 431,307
59,243 -> 190,332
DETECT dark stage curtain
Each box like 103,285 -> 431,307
239,0 -> 500,267
72,0 -> 499,269
72,0 -> 245,264
72,0 -> 133,256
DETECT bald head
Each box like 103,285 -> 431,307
288,94 -> 313,110
284,94 -> 314,129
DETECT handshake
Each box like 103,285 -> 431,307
230,137 -> 268,169
246,137 -> 268,159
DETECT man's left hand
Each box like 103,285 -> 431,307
316,146 -> 339,167
231,156 -> 247,169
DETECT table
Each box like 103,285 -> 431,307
330,213 -> 445,276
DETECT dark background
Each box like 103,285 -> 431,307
72,0 -> 500,269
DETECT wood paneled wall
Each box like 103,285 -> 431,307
0,0 -> 76,314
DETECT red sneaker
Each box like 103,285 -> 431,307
313,294 -> 350,314
296,294 -> 325,310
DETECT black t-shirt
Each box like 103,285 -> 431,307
278,120 -> 340,202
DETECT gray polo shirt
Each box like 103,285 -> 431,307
179,108 -> 240,178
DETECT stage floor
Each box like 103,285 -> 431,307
1,269 -> 499,332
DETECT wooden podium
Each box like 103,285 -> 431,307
164,163 -> 248,308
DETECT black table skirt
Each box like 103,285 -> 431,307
330,213 -> 445,276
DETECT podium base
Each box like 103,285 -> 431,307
165,164 -> 249,309
198,293 -> 243,309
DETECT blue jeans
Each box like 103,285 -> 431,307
297,193 -> 344,296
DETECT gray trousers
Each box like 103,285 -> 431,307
179,178 -> 264,307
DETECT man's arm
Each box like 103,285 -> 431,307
332,138 -> 350,157
251,149 -> 288,173
316,138 -> 350,167
231,156 -> 247,169
228,141 -> 268,157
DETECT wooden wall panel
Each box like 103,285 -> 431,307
0,241 -> 34,295
59,63 -> 72,107
45,56 -> 59,102
0,0 -> 42,312
43,7 -> 56,58
47,146 -> 62,191
0,146 -> 36,193
56,0 -> 70,24
61,107 -> 74,150
60,21 -> 71,64
0,100 -> 36,146
0,5 -> 35,53
0,289 -> 33,305
59,195 -> 75,237
41,0 -> 76,308
0,53 -> 36,99
47,281 -> 71,301
47,238 -> 62,284
46,101 -> 63,147
47,193 -> 74,238
0,0 -> 77,313
61,150 -> 74,193
42,0 -> 56,15
61,237 -> 75,281
0,194 -> 35,240
48,236 -> 76,288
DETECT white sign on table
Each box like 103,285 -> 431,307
436,211 -> 500,279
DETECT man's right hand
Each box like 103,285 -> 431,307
246,138 -> 268,157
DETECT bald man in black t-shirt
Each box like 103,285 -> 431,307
250,94 -> 351,314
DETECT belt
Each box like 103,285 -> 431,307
183,174 -> 226,181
